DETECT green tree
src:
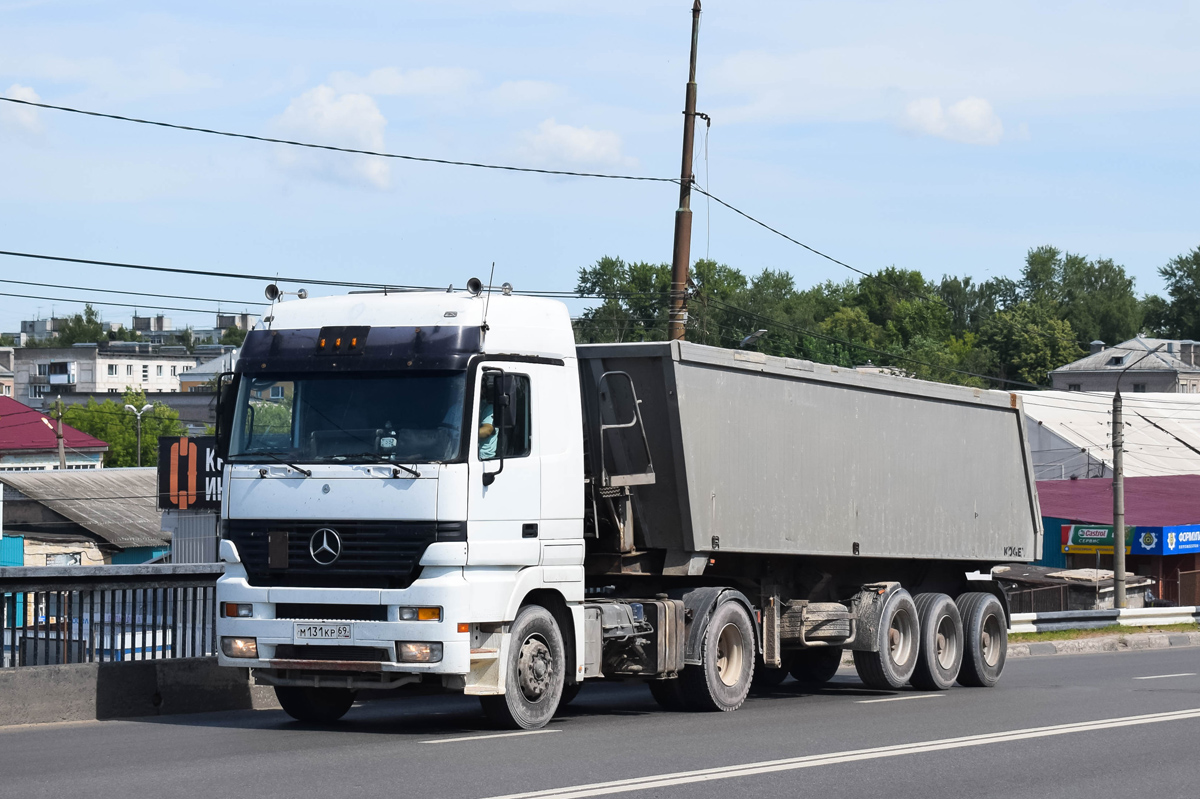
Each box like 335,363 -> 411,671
980,303 -> 1084,386
55,305 -> 107,346
573,256 -> 671,343
1148,246 -> 1200,339
61,388 -> 186,467
221,326 -> 248,346
1058,255 -> 1142,345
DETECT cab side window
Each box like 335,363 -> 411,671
479,373 -> 531,460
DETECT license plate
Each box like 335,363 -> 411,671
294,623 -> 352,641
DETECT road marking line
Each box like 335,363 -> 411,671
480,708 -> 1200,799
857,693 -> 945,704
1133,673 -> 1196,680
420,729 -> 561,744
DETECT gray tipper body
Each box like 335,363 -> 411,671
577,340 -> 1042,564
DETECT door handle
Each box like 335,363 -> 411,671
522,523 -> 539,539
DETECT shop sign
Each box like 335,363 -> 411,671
1061,524 -> 1133,555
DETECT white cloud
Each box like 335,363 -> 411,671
273,85 -> 390,188
488,80 -> 566,108
1,84 -> 43,134
901,96 -> 1005,145
517,118 -> 636,169
327,66 -> 479,97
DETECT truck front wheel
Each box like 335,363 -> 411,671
853,589 -> 919,690
274,686 -> 355,723
679,599 -> 755,712
789,647 -> 843,686
480,604 -> 565,729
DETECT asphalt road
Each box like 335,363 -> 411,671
3,648 -> 1199,799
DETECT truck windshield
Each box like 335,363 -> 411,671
228,372 -> 466,463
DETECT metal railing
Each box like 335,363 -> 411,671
0,565 -> 223,668
1007,585 -> 1070,614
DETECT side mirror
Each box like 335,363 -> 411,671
214,372 -> 238,461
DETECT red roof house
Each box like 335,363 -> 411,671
0,396 -> 108,471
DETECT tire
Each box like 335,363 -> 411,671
853,589 -> 920,690
679,599 -> 755,712
789,647 -> 843,686
956,592 -> 1007,688
750,654 -> 793,694
479,604 -> 566,729
647,677 -> 689,711
274,686 -> 355,723
559,682 -> 583,707
910,593 -> 964,691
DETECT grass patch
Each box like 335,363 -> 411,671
1009,622 -> 1200,643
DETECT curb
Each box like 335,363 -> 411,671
1007,631 -> 1200,658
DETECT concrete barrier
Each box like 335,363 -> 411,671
0,657 -> 278,727
1009,605 -> 1200,634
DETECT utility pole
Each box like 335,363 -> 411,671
53,397 -> 66,470
668,0 -> 702,342
1111,343 -> 1164,609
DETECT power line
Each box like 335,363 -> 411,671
0,96 -> 678,185
0,290 -> 233,316
0,277 -> 266,309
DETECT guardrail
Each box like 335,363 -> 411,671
1009,605 -> 1200,634
0,565 -> 223,668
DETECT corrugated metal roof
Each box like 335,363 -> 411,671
0,396 -> 109,452
1036,474 -> 1200,527
0,468 -> 167,548
1019,390 -> 1200,478
186,348 -> 239,379
1052,337 -> 1200,374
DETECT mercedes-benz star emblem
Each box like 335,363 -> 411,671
309,528 -> 342,565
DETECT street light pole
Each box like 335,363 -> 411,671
124,402 -> 154,468
1111,344 -> 1164,609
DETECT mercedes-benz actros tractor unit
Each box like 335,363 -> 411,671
214,283 -> 1040,729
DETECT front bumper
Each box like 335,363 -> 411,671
216,565 -> 473,677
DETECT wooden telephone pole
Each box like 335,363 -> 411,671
668,1 -> 703,341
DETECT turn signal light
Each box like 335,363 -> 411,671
221,637 -> 258,659
457,623 -> 470,634
397,606 -> 441,621
223,603 -> 252,618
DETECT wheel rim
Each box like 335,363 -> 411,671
887,607 -> 916,667
980,612 -> 1003,667
517,633 -> 554,703
715,622 -> 746,687
935,613 -> 959,671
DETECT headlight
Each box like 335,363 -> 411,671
222,603 -> 253,618
397,607 -> 441,621
221,637 -> 258,658
397,642 -> 443,663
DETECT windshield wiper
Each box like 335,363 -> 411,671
328,452 -> 421,478
233,451 -> 312,477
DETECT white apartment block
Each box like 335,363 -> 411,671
13,343 -> 200,403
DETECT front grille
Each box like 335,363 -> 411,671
225,520 -> 459,589
275,603 -> 388,621
274,645 -> 389,662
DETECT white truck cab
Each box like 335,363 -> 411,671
216,287 -> 587,727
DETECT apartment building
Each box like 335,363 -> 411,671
12,342 -> 200,405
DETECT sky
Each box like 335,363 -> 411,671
1,0 -> 1198,334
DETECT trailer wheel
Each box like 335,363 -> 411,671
956,592 -> 1006,687
480,604 -> 565,729
853,589 -> 919,690
750,654 -> 793,694
789,647 -> 843,686
910,593 -> 964,691
679,599 -> 755,712
559,682 -> 582,707
274,686 -> 355,723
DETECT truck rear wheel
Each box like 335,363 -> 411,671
679,599 -> 755,712
647,677 -> 689,711
956,592 -> 1006,687
853,589 -> 919,690
480,604 -> 566,729
789,647 -> 843,686
274,686 -> 355,723
750,654 -> 793,694
910,593 -> 964,691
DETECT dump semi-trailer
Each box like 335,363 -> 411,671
215,286 -> 1040,728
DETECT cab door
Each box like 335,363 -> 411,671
466,363 -> 542,565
